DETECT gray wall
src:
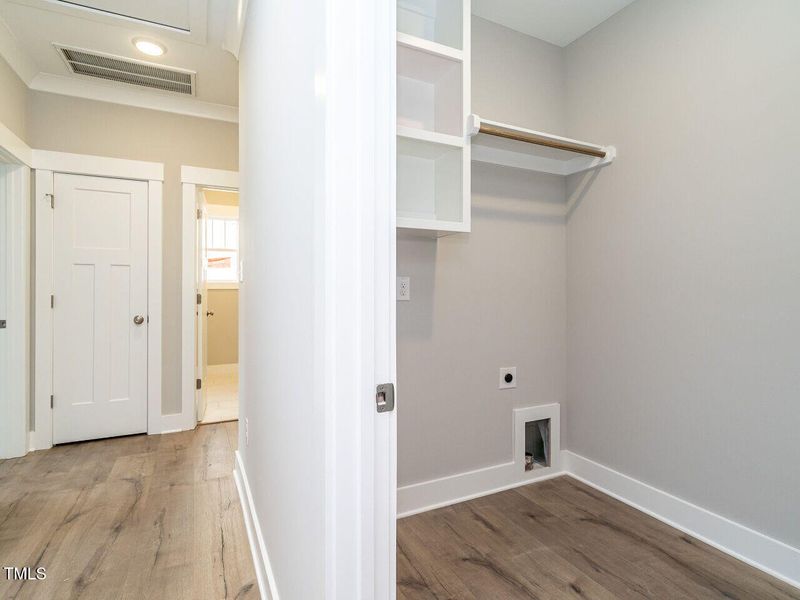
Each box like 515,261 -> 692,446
565,0 -> 800,548
27,93 -> 239,414
397,17 -> 567,487
207,289 -> 238,365
0,55 -> 27,142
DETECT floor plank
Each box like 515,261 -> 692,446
0,422 -> 258,600
398,476 -> 800,600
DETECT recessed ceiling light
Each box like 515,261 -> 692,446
133,38 -> 166,57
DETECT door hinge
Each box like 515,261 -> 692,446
376,383 -> 395,413
196,208 -> 202,219
50,394 -> 54,409
46,193 -> 54,209
196,292 -> 202,305
196,378 -> 202,390
50,294 -> 54,309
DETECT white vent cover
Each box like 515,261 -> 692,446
56,45 -> 195,95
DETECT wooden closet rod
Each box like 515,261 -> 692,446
478,123 -> 607,158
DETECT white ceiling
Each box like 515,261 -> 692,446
472,0 -> 636,47
0,0 -> 239,121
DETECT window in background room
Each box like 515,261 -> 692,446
206,216 -> 239,283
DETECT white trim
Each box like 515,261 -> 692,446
398,464 -> 566,519
0,121 -> 32,166
181,182 -> 197,430
32,170 -> 54,451
181,166 -> 239,188
28,73 -> 238,124
564,451 -> 800,590
32,150 -> 163,181
181,167 -> 239,433
146,181 -> 164,434
0,163 -> 31,459
398,403 -> 561,517
32,154 -> 168,447
234,450 -> 280,600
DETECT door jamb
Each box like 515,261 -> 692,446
0,122 -> 31,459
180,166 -> 239,431
32,151 -> 164,450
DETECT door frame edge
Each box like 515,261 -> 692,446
180,167 -> 240,432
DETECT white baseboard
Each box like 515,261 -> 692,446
399,403 -> 562,518
398,462 -> 565,518
563,450 -> 800,590
234,450 -> 279,600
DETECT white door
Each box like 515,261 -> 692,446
52,173 -> 148,444
195,191 -> 208,421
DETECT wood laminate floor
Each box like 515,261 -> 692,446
398,476 -> 800,600
0,422 -> 257,600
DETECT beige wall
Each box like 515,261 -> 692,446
0,55 -> 28,142
565,0 -> 800,548
27,92 -> 238,414
397,17 -> 567,487
207,289 -> 238,365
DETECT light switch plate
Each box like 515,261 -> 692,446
499,367 -> 517,389
397,276 -> 410,301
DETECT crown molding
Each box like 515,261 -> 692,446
29,72 -> 238,123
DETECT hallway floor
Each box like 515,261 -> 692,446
398,476 -> 800,600
202,364 -> 239,424
0,423 -> 257,600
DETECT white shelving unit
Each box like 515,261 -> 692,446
468,114 -> 617,176
396,0 -> 471,234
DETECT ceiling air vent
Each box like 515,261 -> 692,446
56,45 -> 195,95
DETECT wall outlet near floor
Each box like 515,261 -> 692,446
499,367 -> 517,389
245,417 -> 249,446
397,276 -> 411,301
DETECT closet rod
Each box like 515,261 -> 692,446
478,122 -> 607,158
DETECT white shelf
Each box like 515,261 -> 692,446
397,40 -> 464,140
397,126 -> 463,148
396,0 -> 470,234
468,114 -> 616,176
397,0 -> 463,50
396,215 -> 469,234
397,136 -> 465,232
397,32 -> 463,62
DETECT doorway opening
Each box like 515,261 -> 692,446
196,187 -> 239,424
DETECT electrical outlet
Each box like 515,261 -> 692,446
245,417 -> 249,446
499,367 -> 517,389
397,276 -> 411,301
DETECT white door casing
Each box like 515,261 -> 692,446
52,173 -> 149,444
195,190 -> 209,421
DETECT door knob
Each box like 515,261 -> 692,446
133,315 -> 145,325
206,311 -> 215,317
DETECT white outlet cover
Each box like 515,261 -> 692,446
397,276 -> 410,301
499,367 -> 517,389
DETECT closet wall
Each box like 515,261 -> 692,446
565,0 -> 800,548
397,17 -> 567,487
